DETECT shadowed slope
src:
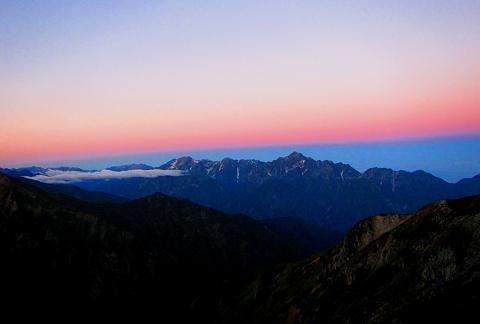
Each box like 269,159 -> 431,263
225,195 -> 480,323
0,172 -> 303,319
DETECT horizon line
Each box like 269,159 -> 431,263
2,132 -> 480,168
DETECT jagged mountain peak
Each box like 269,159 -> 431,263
276,151 -> 311,164
161,156 -> 197,170
219,157 -> 237,166
363,167 -> 395,176
286,151 -> 308,160
156,152 -> 364,184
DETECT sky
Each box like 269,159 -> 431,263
1,1 -> 480,179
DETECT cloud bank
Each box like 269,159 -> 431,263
25,169 -> 185,184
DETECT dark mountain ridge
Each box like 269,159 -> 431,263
224,194 -> 480,323
17,177 -> 129,203
0,166 -> 91,177
0,172 -> 325,319
106,163 -> 155,171
2,170 -> 479,322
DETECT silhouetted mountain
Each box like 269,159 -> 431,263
0,166 -> 89,177
18,177 -> 129,203
2,171 -> 479,321
0,166 -> 49,177
66,153 -> 480,231
224,195 -> 480,323
160,152 -> 360,185
0,172 -> 307,319
363,167 -> 456,203
262,217 -> 342,254
51,166 -> 89,172
106,163 -> 155,171
455,174 -> 480,194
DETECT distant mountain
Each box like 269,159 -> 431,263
4,152 -> 479,231
51,166 -> 90,172
106,163 -> 155,171
0,172 -> 312,319
0,166 -> 49,177
262,217 -> 342,254
0,166 -> 90,177
160,152 -> 360,185
18,177 -> 129,203
224,195 -> 480,323
455,174 -> 480,194
65,152 -> 480,231
0,164 -> 155,176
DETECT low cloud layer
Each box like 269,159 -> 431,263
26,169 -> 185,184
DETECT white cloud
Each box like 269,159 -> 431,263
25,169 -> 185,184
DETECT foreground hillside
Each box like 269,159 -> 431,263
0,172 -> 309,319
1,171 -> 479,322
224,195 -> 480,323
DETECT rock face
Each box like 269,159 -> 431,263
224,195 -> 480,324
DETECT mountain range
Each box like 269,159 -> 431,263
4,152 -> 479,231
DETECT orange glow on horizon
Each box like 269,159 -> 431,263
2,2 -> 480,165
1,93 -> 479,165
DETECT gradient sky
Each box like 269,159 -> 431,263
1,1 -> 480,168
